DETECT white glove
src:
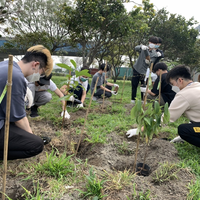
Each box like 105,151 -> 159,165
141,45 -> 148,50
61,110 -> 70,119
113,84 -> 119,88
111,91 -> 117,95
170,136 -> 184,143
157,52 -> 161,57
77,103 -> 83,108
126,128 -> 138,138
145,59 -> 150,65
25,87 -> 33,108
69,95 -> 75,102
140,87 -> 147,93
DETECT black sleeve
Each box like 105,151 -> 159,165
151,77 -> 159,95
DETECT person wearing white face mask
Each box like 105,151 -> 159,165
127,65 -> 200,148
90,63 -> 119,100
0,45 -> 53,160
131,36 -> 160,104
60,66 -> 91,108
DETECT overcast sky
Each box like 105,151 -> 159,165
124,0 -> 199,23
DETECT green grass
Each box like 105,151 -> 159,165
23,75 -> 200,199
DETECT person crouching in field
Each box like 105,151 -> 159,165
90,63 -> 119,100
127,65 -> 200,148
60,66 -> 91,108
0,45 -> 53,160
145,62 -> 176,106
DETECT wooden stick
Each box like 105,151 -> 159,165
102,61 -> 107,109
75,77 -> 99,156
143,62 -> 154,109
62,71 -> 71,129
2,55 -> 13,200
158,73 -> 162,105
120,75 -> 126,103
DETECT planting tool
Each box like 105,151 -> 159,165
75,77 -> 99,156
2,55 -> 13,200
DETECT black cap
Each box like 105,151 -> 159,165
39,73 -> 52,85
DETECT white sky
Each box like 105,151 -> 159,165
124,0 -> 200,23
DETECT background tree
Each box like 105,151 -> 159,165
58,0 -> 130,67
2,0 -> 70,53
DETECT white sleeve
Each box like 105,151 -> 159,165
49,80 -> 57,91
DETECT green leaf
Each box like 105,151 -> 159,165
75,69 -> 91,77
157,81 -> 160,90
144,117 -> 151,125
70,59 -> 77,68
56,63 -> 72,71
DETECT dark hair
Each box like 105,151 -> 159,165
99,63 -> 110,71
166,65 -> 192,84
149,36 -> 158,44
21,45 -> 53,76
153,62 -> 168,73
158,37 -> 163,44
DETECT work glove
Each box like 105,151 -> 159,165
61,110 -> 70,119
145,59 -> 150,65
157,52 -> 161,57
126,128 -> 138,138
140,87 -> 147,93
113,84 -> 119,88
69,95 -> 75,102
141,45 -> 148,50
77,103 -> 83,108
111,91 -> 117,95
170,136 -> 184,143
25,87 -> 33,108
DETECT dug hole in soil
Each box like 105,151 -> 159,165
0,102 -> 194,200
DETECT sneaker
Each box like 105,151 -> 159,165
130,100 -> 135,104
30,105 -> 39,118
92,97 -> 97,101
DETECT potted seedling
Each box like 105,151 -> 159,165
131,99 -> 170,176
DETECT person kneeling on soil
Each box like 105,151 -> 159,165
0,45 -> 53,160
60,66 -> 90,108
126,65 -> 200,148
28,73 -> 70,119
144,62 -> 176,106
90,63 -> 119,100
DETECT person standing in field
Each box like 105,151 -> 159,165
0,45 -> 53,160
131,36 -> 160,103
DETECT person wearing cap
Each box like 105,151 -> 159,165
28,73 -> 68,118
0,45 -> 53,160
60,66 -> 91,108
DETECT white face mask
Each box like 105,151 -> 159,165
26,72 -> 41,82
149,43 -> 155,49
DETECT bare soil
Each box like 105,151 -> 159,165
0,103 -> 194,200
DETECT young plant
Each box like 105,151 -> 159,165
77,168 -> 107,199
131,99 -> 170,172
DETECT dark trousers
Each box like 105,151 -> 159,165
0,123 -> 44,160
178,122 -> 200,147
94,85 -> 112,98
131,68 -> 145,100
70,83 -> 90,100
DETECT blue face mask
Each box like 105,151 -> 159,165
80,77 -> 88,82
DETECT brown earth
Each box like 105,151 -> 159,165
0,102 -> 194,200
